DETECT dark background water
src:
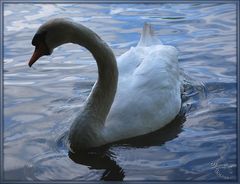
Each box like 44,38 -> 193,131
3,3 -> 237,181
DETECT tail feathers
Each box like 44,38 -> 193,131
137,23 -> 162,47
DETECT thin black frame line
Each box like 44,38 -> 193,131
1,1 -> 239,184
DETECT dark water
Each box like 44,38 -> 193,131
3,3 -> 237,181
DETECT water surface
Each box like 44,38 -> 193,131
3,3 -> 237,181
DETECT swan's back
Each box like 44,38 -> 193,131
103,23 -> 181,142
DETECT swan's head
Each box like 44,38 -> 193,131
28,18 -> 75,67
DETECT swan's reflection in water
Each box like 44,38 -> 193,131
68,108 -> 186,181
69,148 -> 125,180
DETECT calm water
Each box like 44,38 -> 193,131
3,3 -> 237,181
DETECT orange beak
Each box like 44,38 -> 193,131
28,42 -> 48,67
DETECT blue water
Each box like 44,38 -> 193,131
3,3 -> 237,181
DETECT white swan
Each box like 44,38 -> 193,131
28,18 -> 181,152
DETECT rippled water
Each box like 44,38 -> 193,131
3,3 -> 237,181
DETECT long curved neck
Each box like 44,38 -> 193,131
70,23 -> 118,125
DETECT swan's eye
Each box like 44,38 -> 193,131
32,31 -> 47,46
31,31 -> 51,56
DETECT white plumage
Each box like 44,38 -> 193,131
103,24 -> 181,142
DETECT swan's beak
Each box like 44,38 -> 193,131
28,42 -> 48,67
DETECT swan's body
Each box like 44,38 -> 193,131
28,18 -> 181,152
103,45 -> 181,144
